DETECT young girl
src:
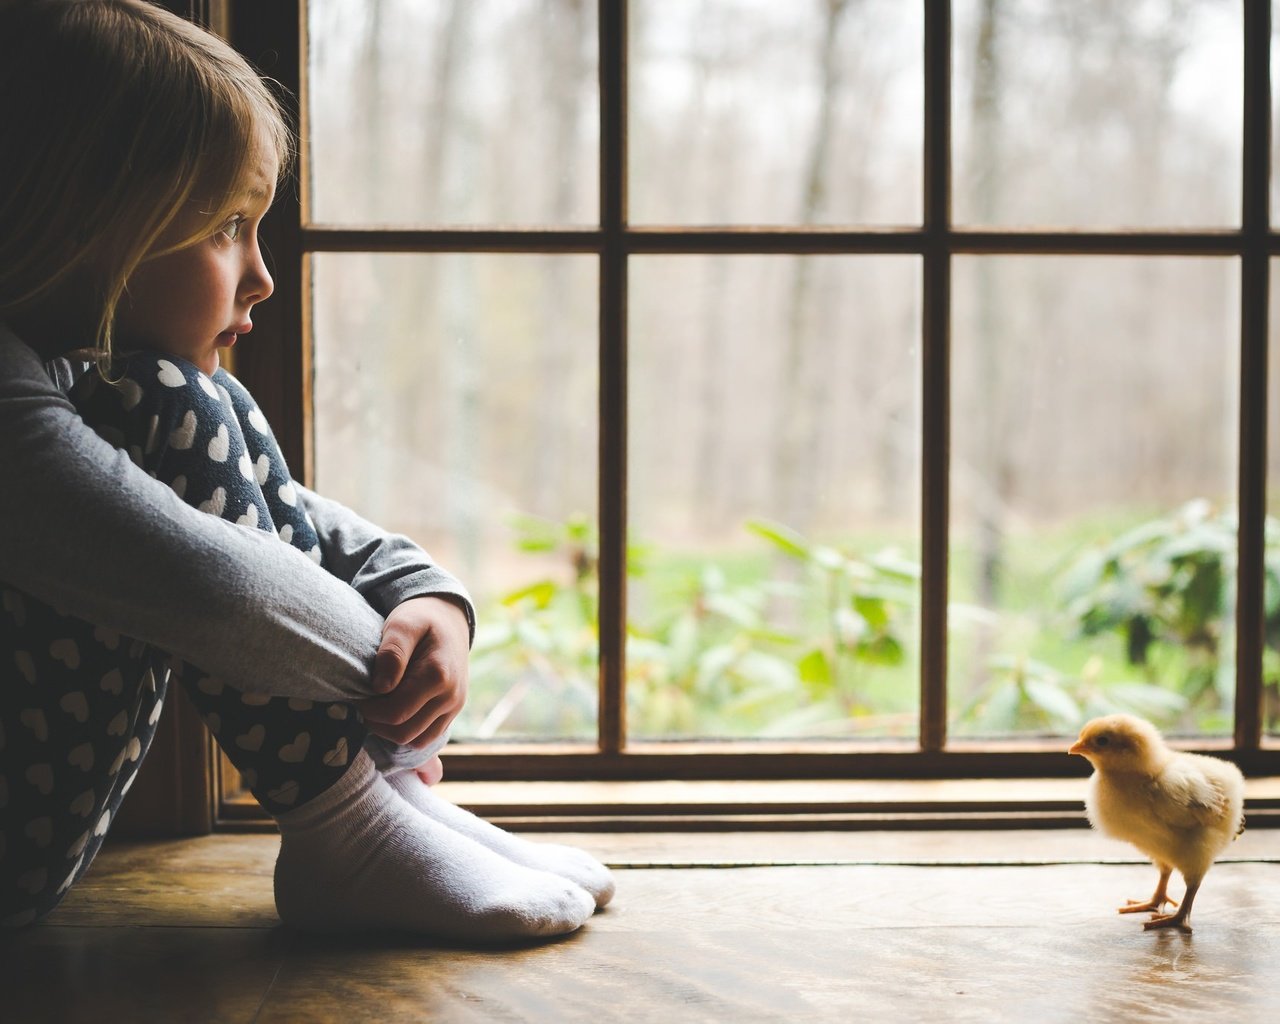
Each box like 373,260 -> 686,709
0,0 -> 612,938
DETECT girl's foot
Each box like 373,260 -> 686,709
272,752 -> 594,941
387,770 -> 615,910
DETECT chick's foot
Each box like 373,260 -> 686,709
1118,896 -> 1177,915
1143,911 -> 1192,933
1141,879 -> 1200,933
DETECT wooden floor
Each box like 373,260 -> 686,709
4,829 -> 1279,1023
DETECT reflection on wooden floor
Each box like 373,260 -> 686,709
3,830 -> 1279,1023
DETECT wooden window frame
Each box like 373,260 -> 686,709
195,0 -> 1280,824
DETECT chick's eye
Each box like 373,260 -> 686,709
1095,735 -> 1110,748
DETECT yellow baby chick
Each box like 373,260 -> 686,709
1069,713 -> 1244,933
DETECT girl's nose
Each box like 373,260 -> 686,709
242,243 -> 274,305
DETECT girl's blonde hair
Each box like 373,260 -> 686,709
0,0 -> 293,369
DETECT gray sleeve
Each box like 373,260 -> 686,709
0,326 -> 382,702
297,483 -> 476,643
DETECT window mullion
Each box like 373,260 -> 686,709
597,0 -> 628,755
920,0 -> 951,753
1236,0 -> 1270,754
230,0 -> 309,482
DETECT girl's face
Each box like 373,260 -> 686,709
116,152 -> 278,376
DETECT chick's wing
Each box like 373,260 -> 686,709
1146,755 -> 1234,830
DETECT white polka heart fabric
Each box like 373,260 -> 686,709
2,353 -> 373,928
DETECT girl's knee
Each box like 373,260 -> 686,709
71,353 -> 274,530
211,366 -> 253,412
121,352 -> 233,420
71,352 -> 236,450
210,368 -> 285,463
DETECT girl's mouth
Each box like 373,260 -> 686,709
217,323 -> 251,347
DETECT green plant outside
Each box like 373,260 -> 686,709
453,501 -> 1280,742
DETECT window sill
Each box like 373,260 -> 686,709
217,775 -> 1280,832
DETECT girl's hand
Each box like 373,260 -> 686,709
356,595 -> 470,750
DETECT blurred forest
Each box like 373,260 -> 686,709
303,0 -> 1280,742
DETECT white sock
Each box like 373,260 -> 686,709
387,770 -> 615,910
272,752 -> 595,940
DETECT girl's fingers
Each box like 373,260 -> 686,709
358,663 -> 442,723
364,691 -> 455,746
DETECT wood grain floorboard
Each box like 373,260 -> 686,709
1,925 -> 289,1023
3,832 -> 1278,1023
533,826 -> 1280,866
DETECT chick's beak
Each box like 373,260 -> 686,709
1067,739 -> 1087,756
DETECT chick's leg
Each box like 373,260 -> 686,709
1118,863 -> 1177,915
1144,876 -> 1199,933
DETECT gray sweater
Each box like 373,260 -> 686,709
0,321 -> 473,703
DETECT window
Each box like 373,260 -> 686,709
221,0 -> 1280,807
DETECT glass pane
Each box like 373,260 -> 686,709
630,0 -> 922,226
950,257 -> 1239,740
1268,260 -> 1280,737
953,0 -> 1242,228
306,0 -> 598,225
629,256 -> 921,740
312,254 -> 599,740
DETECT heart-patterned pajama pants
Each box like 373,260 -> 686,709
1,353 -> 373,927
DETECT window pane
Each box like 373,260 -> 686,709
311,254 -> 599,740
629,256 -> 921,740
306,0 -> 598,225
950,257 -> 1239,739
953,0 -> 1242,228
630,0 -> 922,226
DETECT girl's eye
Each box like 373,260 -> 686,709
220,216 -> 246,243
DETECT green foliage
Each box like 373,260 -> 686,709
739,519 -> 917,732
625,520 -> 918,738
461,500 -> 1280,742
462,514 -> 919,739
1060,500 -> 1229,699
953,651 -> 1190,736
1057,499 -> 1280,732
458,514 -> 602,739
